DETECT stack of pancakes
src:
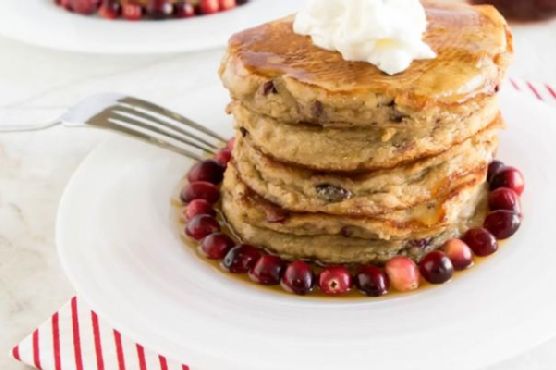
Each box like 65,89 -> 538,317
218,1 -> 513,264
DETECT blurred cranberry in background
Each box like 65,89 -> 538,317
470,0 -> 556,21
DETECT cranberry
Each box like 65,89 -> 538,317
484,211 -> 521,239
198,0 -> 220,14
227,138 -> 236,150
249,255 -> 284,285
180,181 -> 220,204
222,245 -> 262,273
418,251 -> 453,285
263,203 -> 289,223
199,233 -> 234,260
58,0 -> 73,10
183,199 -> 215,220
385,256 -> 420,292
462,228 -> 498,257
122,3 -> 143,20
355,265 -> 390,297
443,238 -> 474,270
70,0 -> 99,14
219,0 -> 237,11
281,261 -> 315,295
488,187 -> 521,214
318,266 -> 352,295
187,160 -> 225,185
487,160 -> 506,183
98,0 -> 120,18
146,0 -> 173,18
215,148 -> 232,166
489,167 -> 525,196
174,1 -> 195,17
185,214 -> 219,240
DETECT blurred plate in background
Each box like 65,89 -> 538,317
0,0 -> 299,54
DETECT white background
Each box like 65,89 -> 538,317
0,9 -> 555,370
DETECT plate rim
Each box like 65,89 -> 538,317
0,0 -> 299,54
55,86 -> 556,370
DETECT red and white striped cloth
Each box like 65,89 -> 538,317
11,297 -> 189,370
508,78 -> 556,105
10,78 -> 556,370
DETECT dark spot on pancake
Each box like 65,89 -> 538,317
262,80 -> 277,95
390,110 -> 408,123
340,226 -> 354,237
386,100 -> 396,107
494,85 -> 500,93
239,127 -> 248,137
312,100 -> 324,118
407,238 -> 431,249
315,184 -> 352,202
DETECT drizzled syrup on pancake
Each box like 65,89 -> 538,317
229,1 -> 510,106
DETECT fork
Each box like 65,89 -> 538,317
0,93 -> 228,161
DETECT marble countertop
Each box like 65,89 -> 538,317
1,17 -> 556,370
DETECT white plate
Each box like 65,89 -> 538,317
57,85 -> 556,370
0,0 -> 299,53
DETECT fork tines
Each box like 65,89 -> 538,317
104,97 -> 227,162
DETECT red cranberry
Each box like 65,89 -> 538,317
122,3 -> 143,20
174,1 -> 195,17
487,160 -> 506,183
215,148 -> 232,166
183,199 -> 215,220
484,211 -> 521,239
281,261 -> 315,295
219,0 -> 237,11
198,0 -> 220,14
488,187 -> 521,214
185,214 -> 219,240
222,245 -> 262,273
443,238 -> 474,271
462,228 -> 498,257
355,265 -> 390,297
58,0 -> 73,10
418,251 -> 453,285
187,160 -> 225,185
200,233 -> 234,260
318,266 -> 352,295
489,167 -> 525,196
249,255 -> 284,285
146,0 -> 173,18
98,0 -> 120,18
227,138 -> 236,150
385,256 -> 420,292
181,181 -> 220,204
70,0 -> 99,14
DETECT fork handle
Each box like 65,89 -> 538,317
0,121 -> 61,133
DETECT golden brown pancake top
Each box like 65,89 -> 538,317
227,1 -> 512,106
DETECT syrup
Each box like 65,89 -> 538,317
173,199 -> 494,300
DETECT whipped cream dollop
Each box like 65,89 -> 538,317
293,0 -> 437,75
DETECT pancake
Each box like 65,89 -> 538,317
219,1 -> 512,126
231,101 -> 500,172
213,1 -> 511,265
223,164 -> 487,239
232,121 -> 499,216
221,166 -> 487,263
